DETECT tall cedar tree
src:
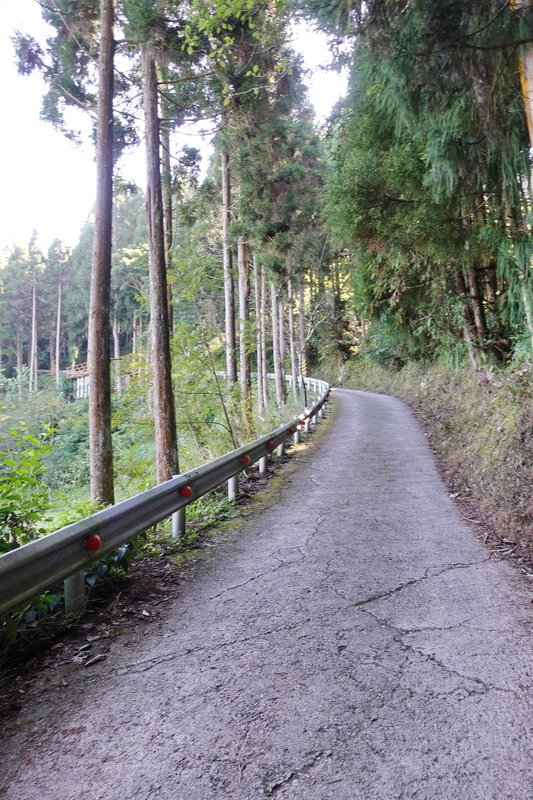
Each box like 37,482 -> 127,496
88,0 -> 115,504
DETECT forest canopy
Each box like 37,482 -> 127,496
0,0 -> 531,516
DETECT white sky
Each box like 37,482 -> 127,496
0,1 -> 347,256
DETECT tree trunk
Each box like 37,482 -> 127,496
29,279 -> 37,392
456,269 -> 482,370
271,281 -> 285,407
238,235 -> 252,426
260,260 -> 268,410
142,43 -> 178,482
221,149 -> 237,385
49,329 -> 54,372
253,254 -> 265,415
112,314 -> 121,396
55,279 -> 62,384
507,198 -> 533,356
135,314 -> 144,375
465,266 -> 488,341
132,311 -> 137,355
16,329 -> 22,374
520,274 -> 533,355
278,299 -> 285,369
287,271 -> 298,401
298,275 -> 306,383
15,329 -> 23,397
509,0 -> 533,147
308,270 -> 315,308
88,0 -> 115,505
160,89 -> 174,331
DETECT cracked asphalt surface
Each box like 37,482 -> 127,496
2,388 -> 532,800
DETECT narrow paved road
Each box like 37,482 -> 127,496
2,389 -> 532,800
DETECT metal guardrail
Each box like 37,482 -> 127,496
0,377 -> 330,619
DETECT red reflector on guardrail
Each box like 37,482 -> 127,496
240,455 -> 251,466
266,440 -> 275,450
180,485 -> 193,498
85,534 -> 102,552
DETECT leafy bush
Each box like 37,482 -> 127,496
0,425 -> 51,554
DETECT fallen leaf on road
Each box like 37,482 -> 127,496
84,654 -> 107,667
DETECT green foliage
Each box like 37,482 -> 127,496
41,401 -> 90,490
181,490 -> 237,546
0,425 -> 52,554
322,2 -> 533,365
14,1 -> 99,138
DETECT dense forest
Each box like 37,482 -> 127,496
1,1 -> 532,563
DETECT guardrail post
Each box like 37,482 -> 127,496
172,508 -> 186,540
228,474 -> 238,501
304,418 -> 311,434
276,441 -> 284,458
319,407 -> 324,419
293,429 -> 300,444
171,475 -> 186,540
64,570 -> 86,617
259,455 -> 268,476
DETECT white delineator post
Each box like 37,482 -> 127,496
171,475 -> 186,540
228,475 -> 238,501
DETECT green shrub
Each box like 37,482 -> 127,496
0,425 -> 52,554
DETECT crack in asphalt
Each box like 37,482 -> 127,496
333,559 -> 487,613
354,604 -> 533,698
3,390 -> 533,800
264,750 -> 331,796
204,560 -> 287,601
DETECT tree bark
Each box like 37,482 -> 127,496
259,260 -> 268,409
278,298 -> 285,369
55,279 -> 62,384
238,235 -> 252,426
287,271 -> 298,401
88,0 -> 115,505
253,254 -> 265,415
465,266 -> 488,341
29,279 -> 37,392
271,280 -> 285,407
520,274 -> 533,355
456,269 -> 482,370
16,329 -> 22,374
298,276 -> 306,381
509,0 -> 533,147
160,89 -> 174,331
112,314 -> 121,396
221,150 -> 237,385
142,43 -> 178,482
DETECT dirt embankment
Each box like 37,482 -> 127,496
331,360 -> 533,574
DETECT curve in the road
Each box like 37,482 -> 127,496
2,388 -> 532,800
